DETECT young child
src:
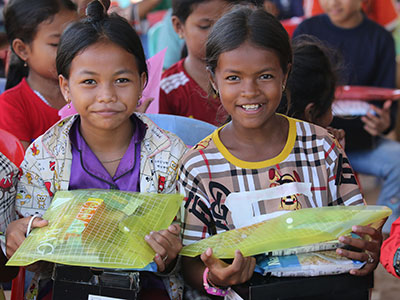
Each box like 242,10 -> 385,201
5,1 -> 187,299
285,35 -> 345,146
0,0 -> 78,150
303,0 -> 399,31
178,6 -> 382,298
293,0 -> 400,235
159,0 -> 236,126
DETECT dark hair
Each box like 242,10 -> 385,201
172,0 -> 245,23
286,35 -> 341,122
206,6 -> 291,76
172,0 -> 206,23
56,0 -> 147,84
4,0 -> 77,90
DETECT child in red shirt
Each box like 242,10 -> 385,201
159,0 -> 237,126
0,0 -> 77,149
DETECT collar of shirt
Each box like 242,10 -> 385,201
68,114 -> 147,191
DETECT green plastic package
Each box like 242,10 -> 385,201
180,205 -> 391,258
7,190 -> 183,269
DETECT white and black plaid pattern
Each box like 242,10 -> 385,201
179,117 -> 364,246
0,152 -> 19,233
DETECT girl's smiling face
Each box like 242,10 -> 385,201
212,42 -> 288,130
59,40 -> 146,133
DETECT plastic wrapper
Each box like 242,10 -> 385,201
7,190 -> 183,269
180,205 -> 391,258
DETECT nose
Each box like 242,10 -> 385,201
96,82 -> 116,103
241,78 -> 259,98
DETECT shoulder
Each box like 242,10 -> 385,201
364,17 -> 394,40
137,113 -> 187,157
160,59 -> 190,94
0,80 -> 29,102
295,15 -> 326,32
25,116 -> 76,159
294,119 -> 341,150
179,132 -> 217,170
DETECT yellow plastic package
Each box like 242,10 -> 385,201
180,205 -> 391,258
7,190 -> 183,269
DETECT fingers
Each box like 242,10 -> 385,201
153,253 -> 166,273
167,223 -> 181,236
201,247 -> 222,270
383,100 -> 392,111
336,247 -> 378,277
349,263 -> 376,276
361,103 -> 391,135
201,249 -> 255,286
145,229 -> 182,272
32,218 -> 48,229
337,225 -> 381,276
6,216 -> 47,258
146,231 -> 171,255
351,225 -> 382,242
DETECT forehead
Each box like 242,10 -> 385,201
70,41 -> 139,72
35,10 -> 77,38
319,0 -> 362,8
216,42 -> 282,72
187,0 -> 230,21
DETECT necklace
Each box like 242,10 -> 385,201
101,157 -> 123,163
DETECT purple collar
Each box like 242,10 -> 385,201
68,115 -> 147,191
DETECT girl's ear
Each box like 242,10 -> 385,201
207,68 -> 218,94
304,102 -> 316,123
139,72 -> 147,94
283,63 -> 292,87
59,74 -> 70,104
12,38 -> 29,62
171,16 -> 184,39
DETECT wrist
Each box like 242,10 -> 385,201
203,267 -> 230,296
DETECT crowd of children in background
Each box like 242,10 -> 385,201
1,0 -> 400,299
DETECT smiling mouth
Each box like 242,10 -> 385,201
94,110 -> 121,115
240,104 -> 263,111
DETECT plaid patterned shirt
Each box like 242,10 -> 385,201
178,116 -> 364,246
0,152 -> 19,234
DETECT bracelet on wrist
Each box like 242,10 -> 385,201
202,267 -> 231,296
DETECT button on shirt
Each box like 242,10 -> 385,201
69,115 -> 146,191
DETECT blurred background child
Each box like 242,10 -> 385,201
294,0 -> 400,235
159,0 -> 239,126
285,34 -> 345,146
0,0 -> 78,150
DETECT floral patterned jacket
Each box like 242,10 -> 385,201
16,113 -> 187,300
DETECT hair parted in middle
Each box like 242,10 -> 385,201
56,0 -> 148,84
206,5 -> 292,76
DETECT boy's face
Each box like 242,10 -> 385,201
318,0 -> 363,28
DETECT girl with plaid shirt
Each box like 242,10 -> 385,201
178,6 -> 383,299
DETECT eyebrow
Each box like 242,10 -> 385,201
49,33 -> 61,38
77,69 -> 136,76
223,67 -> 278,74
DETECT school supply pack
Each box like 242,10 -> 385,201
180,205 -> 391,259
7,189 -> 183,270
254,238 -> 365,277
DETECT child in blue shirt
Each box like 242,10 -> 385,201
294,0 -> 399,234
